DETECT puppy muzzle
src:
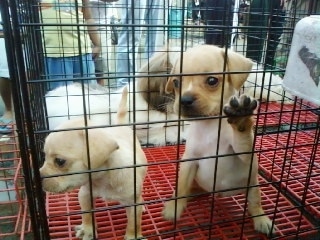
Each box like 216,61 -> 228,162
181,95 -> 195,106
179,94 -> 206,118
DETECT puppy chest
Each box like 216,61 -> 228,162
186,120 -> 232,151
195,156 -> 251,194
94,184 -> 132,203
92,178 -> 136,203
186,137 -> 232,158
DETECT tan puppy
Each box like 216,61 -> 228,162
162,45 -> 275,235
137,47 -> 292,108
40,87 -> 147,240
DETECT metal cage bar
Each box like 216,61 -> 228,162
0,0 -> 319,239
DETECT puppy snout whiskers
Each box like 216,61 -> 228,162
181,95 -> 195,106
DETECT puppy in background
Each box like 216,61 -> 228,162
243,63 -> 293,103
40,87 -> 147,240
45,49 -> 185,146
161,45 -> 275,235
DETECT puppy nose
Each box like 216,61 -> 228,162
181,95 -> 195,106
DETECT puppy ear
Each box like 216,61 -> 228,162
224,50 -> 253,90
165,58 -> 180,94
138,49 -> 175,111
82,128 -> 119,169
165,77 -> 175,94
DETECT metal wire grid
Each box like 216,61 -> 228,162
0,0 -> 319,239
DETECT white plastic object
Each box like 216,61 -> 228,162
282,15 -> 320,105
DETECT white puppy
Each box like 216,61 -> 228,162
243,63 -> 293,102
45,82 -> 185,146
40,88 -> 147,240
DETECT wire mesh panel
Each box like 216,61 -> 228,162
0,0 -> 320,239
0,132 -> 32,239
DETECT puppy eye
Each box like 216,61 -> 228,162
206,77 -> 219,87
55,158 -> 66,167
173,79 -> 180,88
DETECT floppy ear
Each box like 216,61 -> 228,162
165,59 -> 180,94
82,128 -> 119,169
224,50 -> 253,90
165,77 -> 175,94
137,49 -> 175,111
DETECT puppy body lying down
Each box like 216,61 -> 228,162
243,64 -> 293,102
161,45 -> 275,235
40,88 -> 147,240
45,83 -> 183,146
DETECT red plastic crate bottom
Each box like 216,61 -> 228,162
0,158 -> 32,239
257,130 -> 320,220
46,145 -> 318,240
257,101 -> 319,127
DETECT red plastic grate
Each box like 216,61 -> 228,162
257,102 -> 319,127
46,145 -> 318,240
256,130 -> 320,219
0,132 -> 32,239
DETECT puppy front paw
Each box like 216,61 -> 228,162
224,94 -> 257,117
75,224 -> 95,240
253,216 -> 276,235
223,94 -> 257,131
162,199 -> 187,221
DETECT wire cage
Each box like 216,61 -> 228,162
0,0 -> 320,239
0,132 -> 32,239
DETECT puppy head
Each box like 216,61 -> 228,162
165,45 -> 253,117
39,118 -> 119,193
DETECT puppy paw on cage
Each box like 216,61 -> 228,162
223,94 -> 258,131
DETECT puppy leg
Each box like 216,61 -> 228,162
248,184 -> 275,235
124,196 -> 144,240
223,94 -> 257,134
162,159 -> 198,220
75,186 -> 96,240
223,95 -> 258,163
224,95 -> 274,234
